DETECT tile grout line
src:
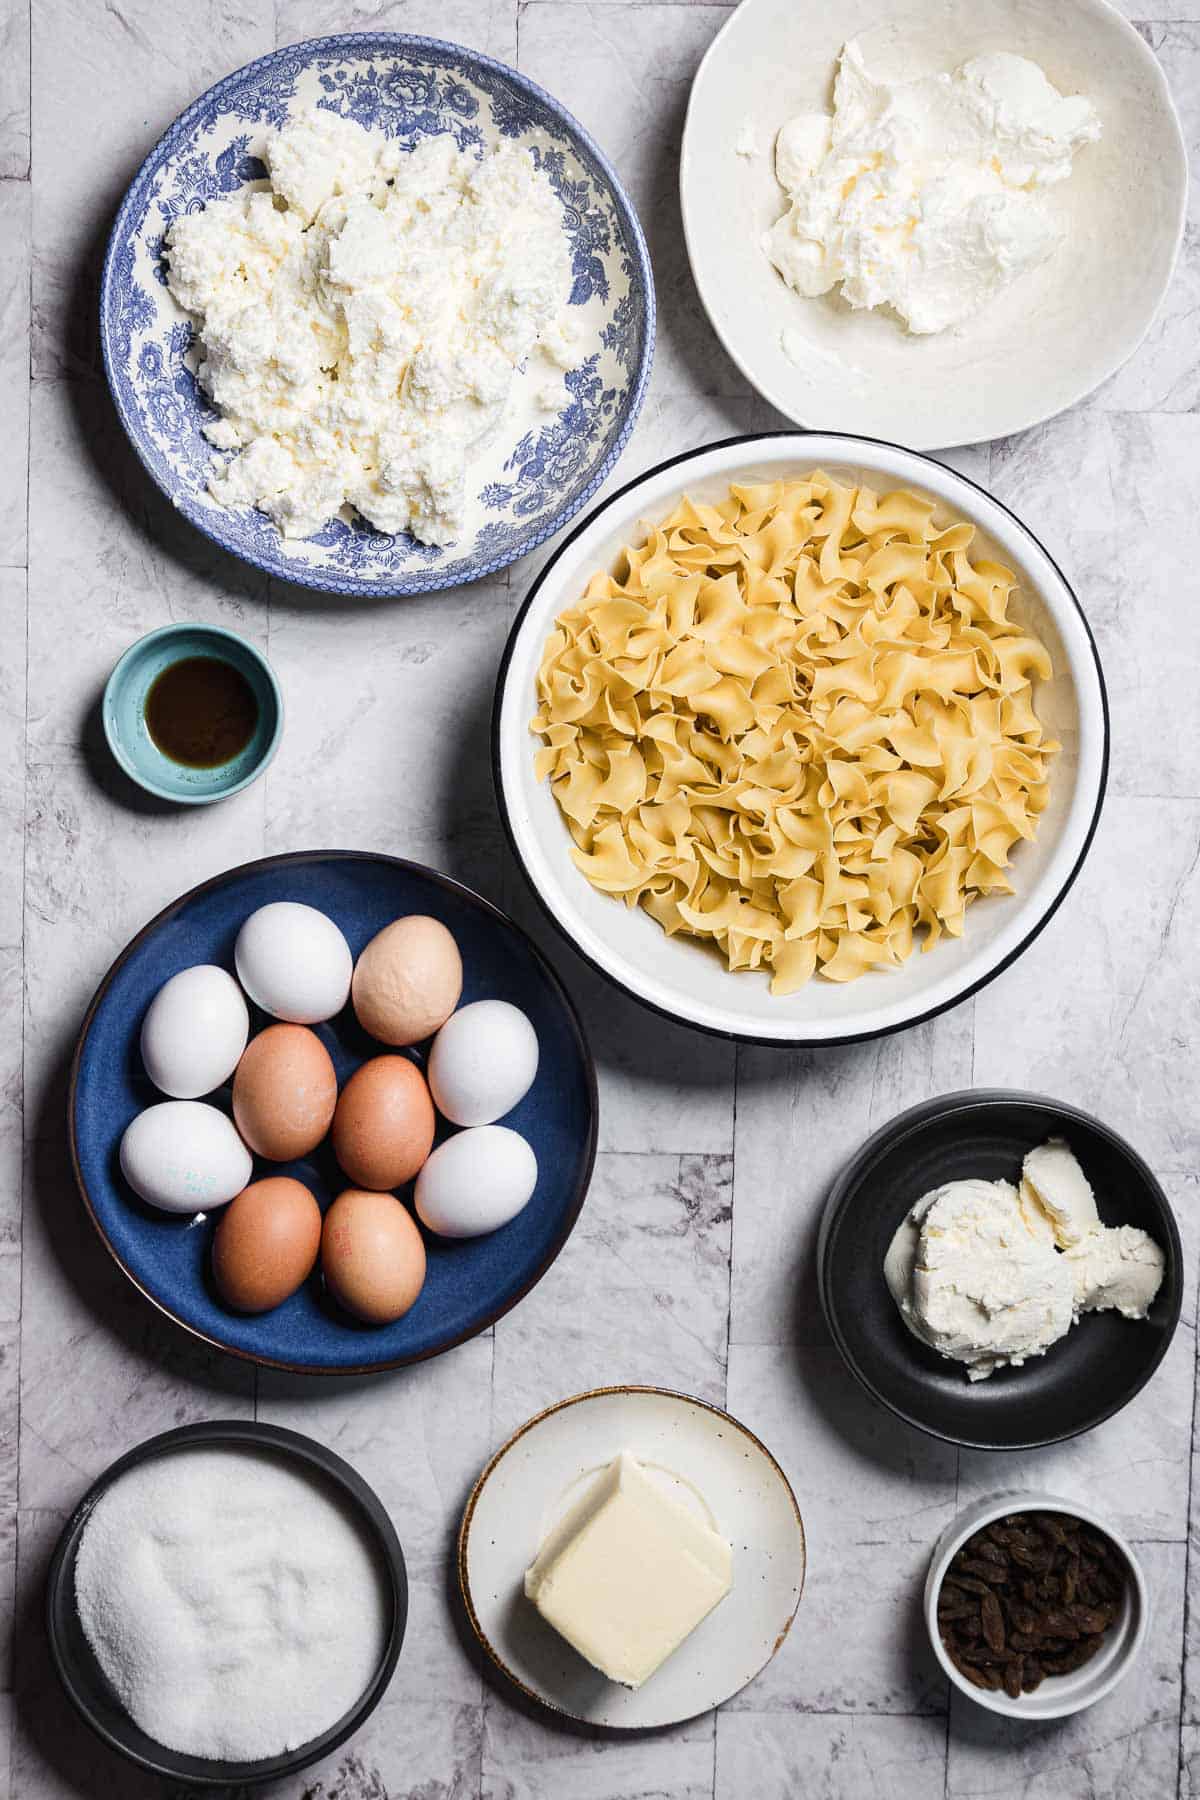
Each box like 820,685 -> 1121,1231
724,1051 -> 736,1413
1177,1236 -> 1200,1799
479,1332 -> 496,1800
11,0 -> 32,1715
481,532 -> 518,1800
949,993 -> 969,1788
262,0 -> 277,1457
711,1045 -> 740,1800
723,1706 -> 947,1720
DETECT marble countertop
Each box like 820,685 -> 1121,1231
3,1 -> 1199,1795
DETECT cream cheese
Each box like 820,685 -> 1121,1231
1065,1225 -> 1166,1319
887,1178 -> 1075,1381
166,110 -> 574,546
763,42 -> 1101,335
886,1140 -> 1165,1381
1021,1137 -> 1100,1248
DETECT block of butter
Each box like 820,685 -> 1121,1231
523,1449 -> 733,1688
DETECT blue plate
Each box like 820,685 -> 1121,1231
99,34 -> 654,597
69,853 -> 598,1373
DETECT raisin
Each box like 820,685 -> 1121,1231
949,1575 -> 993,1597
937,1596 -> 975,1622
981,1591 -> 1006,1653
958,1557 -> 1007,1584
1062,1556 -> 1079,1606
1039,1610 -> 1081,1640
1068,1605 -> 1110,1635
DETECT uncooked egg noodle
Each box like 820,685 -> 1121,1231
531,473 -> 1057,993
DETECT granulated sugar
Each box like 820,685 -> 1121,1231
74,1446 -> 389,1762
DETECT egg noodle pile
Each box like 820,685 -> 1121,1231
532,473 -> 1058,993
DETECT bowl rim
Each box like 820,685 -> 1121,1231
101,621 -> 285,805
456,1382 -> 807,1728
67,849 -> 600,1375
922,1490 -> 1150,1718
678,0 -> 1188,449
97,30 -> 656,598
817,1087 -> 1184,1450
45,1419 -> 408,1785
492,429 -> 1110,1047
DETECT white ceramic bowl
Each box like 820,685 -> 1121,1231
494,433 -> 1108,1046
680,0 -> 1186,448
925,1494 -> 1149,1719
458,1386 -> 805,1728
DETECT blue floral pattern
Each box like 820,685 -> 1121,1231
99,34 -> 654,598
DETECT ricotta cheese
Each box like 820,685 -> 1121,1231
165,109 -> 575,545
763,42 -> 1101,335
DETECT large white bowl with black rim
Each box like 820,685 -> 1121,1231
493,433 -> 1108,1047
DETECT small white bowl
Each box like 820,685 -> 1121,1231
925,1494 -> 1149,1719
494,433 -> 1108,1046
680,0 -> 1187,448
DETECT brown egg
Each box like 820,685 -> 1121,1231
321,1188 -> 426,1324
331,1055 -> 435,1190
232,1024 -> 338,1161
212,1176 -> 322,1313
351,915 -> 463,1047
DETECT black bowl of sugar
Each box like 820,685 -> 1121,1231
45,1419 -> 407,1786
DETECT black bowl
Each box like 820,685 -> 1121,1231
818,1091 -> 1183,1451
46,1421 -> 407,1787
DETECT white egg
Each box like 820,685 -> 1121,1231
234,902 -> 353,1024
427,999 -> 539,1126
415,1126 -> 538,1237
140,965 -> 249,1099
119,1101 -> 252,1215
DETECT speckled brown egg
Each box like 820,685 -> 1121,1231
321,1188 -> 427,1324
212,1176 -> 322,1313
331,1055 -> 435,1190
351,915 -> 463,1047
232,1024 -> 338,1161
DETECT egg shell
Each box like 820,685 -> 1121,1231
427,1000 -> 539,1126
232,1024 -> 338,1161
119,1101 -> 252,1214
234,902 -> 353,1024
212,1176 -> 322,1313
414,1125 -> 538,1238
140,964 -> 249,1099
351,915 -> 463,1047
321,1188 -> 427,1324
331,1055 -> 436,1190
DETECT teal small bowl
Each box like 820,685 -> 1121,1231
102,624 -> 282,804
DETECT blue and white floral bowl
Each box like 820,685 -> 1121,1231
99,34 -> 655,597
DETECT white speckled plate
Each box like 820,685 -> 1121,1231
457,1387 -> 805,1728
680,0 -> 1186,447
